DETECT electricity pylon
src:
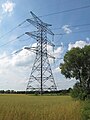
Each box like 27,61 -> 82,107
25,11 -> 57,94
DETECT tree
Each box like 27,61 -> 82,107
60,45 -> 90,99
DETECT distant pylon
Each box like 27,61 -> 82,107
25,11 -> 57,94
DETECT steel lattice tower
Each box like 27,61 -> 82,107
25,12 -> 57,94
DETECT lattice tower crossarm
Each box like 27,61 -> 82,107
25,11 -> 57,94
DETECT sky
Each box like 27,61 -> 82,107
0,0 -> 90,91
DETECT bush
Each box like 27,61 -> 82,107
70,82 -> 87,100
82,100 -> 90,120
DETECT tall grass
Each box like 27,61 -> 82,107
0,94 -> 82,120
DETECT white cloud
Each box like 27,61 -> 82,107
11,48 -> 35,67
54,47 -> 63,58
2,0 -> 15,13
0,48 -> 35,90
0,42 -> 64,90
54,67 -> 61,73
86,37 -> 90,42
47,44 -> 63,58
0,54 -> 10,74
0,43 -> 63,70
0,1 -> 15,22
68,40 -> 90,50
47,44 -> 63,63
62,25 -> 72,34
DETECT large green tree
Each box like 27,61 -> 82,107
60,45 -> 90,98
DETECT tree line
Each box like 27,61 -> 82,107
0,89 -> 71,95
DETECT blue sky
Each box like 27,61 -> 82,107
0,0 -> 90,91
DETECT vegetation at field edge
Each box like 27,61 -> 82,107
82,100 -> 90,120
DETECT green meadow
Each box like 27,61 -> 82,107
0,94 -> 83,120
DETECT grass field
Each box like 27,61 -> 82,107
0,94 -> 82,120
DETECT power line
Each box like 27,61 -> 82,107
0,33 -> 25,48
55,29 -> 90,36
21,22 -> 90,32
0,4 -> 90,40
72,29 -> 90,34
0,28 -> 90,48
52,23 -> 90,30
0,48 -> 23,60
0,53 -> 14,60
39,5 -> 90,18
0,4 -> 89,50
20,24 -> 31,28
19,37 -> 30,41
70,23 -> 90,28
0,20 -> 26,40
